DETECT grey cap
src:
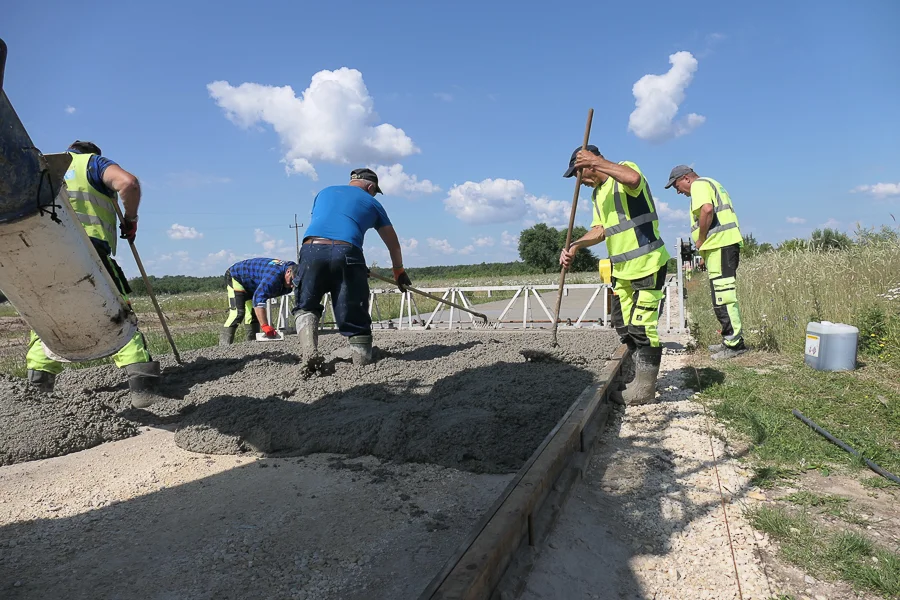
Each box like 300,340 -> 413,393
664,165 -> 694,189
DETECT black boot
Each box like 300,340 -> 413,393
219,326 -> 236,346
245,322 -> 260,342
609,339 -> 637,405
125,361 -> 162,409
27,369 -> 56,394
621,346 -> 663,406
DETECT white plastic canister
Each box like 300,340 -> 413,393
804,321 -> 858,372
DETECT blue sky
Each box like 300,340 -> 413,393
5,0 -> 899,276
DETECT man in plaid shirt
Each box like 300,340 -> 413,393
220,257 -> 297,345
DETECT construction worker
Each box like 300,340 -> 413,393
294,168 -> 410,365
665,165 -> 746,359
25,140 -> 161,407
560,146 -> 670,405
220,258 -> 298,344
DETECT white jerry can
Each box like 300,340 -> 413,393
0,184 -> 138,361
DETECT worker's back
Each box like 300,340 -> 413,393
304,185 -> 391,249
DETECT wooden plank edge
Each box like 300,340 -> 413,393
421,343 -> 628,600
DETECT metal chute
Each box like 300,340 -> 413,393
0,38 -> 138,361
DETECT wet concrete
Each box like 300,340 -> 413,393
1,330 -> 619,472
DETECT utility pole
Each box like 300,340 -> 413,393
289,214 -> 303,262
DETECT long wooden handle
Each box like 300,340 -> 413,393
368,270 -> 488,322
111,204 -> 182,364
551,108 -> 594,346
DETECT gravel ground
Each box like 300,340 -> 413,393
0,329 -> 618,599
521,334 -> 779,600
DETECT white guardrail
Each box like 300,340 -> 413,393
266,239 -> 688,333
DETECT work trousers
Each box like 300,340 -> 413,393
26,245 -> 152,374
222,273 -> 260,330
610,263 -> 668,349
701,243 -> 744,349
293,243 -> 371,338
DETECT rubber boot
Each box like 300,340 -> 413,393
621,346 -> 662,406
245,322 -> 260,342
609,339 -> 636,405
349,334 -> 373,366
27,369 -> 56,394
296,312 -> 319,355
219,326 -> 236,346
125,361 -> 162,409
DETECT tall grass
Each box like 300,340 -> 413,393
686,242 -> 900,362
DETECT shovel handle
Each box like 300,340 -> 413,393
368,270 -> 489,323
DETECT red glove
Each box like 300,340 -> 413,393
393,267 -> 412,290
119,217 -> 138,242
261,324 -> 278,338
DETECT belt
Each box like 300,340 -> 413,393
303,237 -> 351,245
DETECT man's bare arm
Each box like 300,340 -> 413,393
696,204 -> 714,248
376,225 -> 404,269
101,164 -> 141,219
573,151 -> 641,188
560,225 -> 605,269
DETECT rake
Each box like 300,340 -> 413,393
367,270 -> 492,328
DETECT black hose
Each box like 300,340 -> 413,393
792,409 -> 900,485
0,38 -> 7,89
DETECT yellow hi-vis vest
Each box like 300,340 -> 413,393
689,177 -> 742,251
65,152 -> 120,254
591,161 -> 670,280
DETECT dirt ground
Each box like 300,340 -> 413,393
519,335 -> 897,600
0,329 -> 618,600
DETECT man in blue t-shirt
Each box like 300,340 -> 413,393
295,168 -> 411,365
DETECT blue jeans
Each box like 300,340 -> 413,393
294,243 -> 371,337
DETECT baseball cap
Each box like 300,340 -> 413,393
563,145 -> 602,178
664,165 -> 694,189
350,168 -> 383,194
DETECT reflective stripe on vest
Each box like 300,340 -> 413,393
692,178 -> 737,237
597,179 -> 664,264
65,153 -> 119,253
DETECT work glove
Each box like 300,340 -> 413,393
261,324 -> 278,338
119,217 -> 138,242
393,267 -> 412,290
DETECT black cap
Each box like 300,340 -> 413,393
563,144 -> 602,178
350,168 -> 383,194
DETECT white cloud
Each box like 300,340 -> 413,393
656,200 -> 690,221
433,92 -> 454,102
786,216 -> 806,224
443,178 -> 570,226
473,236 -> 495,247
628,51 -> 705,142
427,238 -> 456,254
254,228 -> 294,257
371,164 -> 440,197
64,105 -> 76,115
444,179 -> 525,224
524,195 -> 570,227
167,224 -> 203,240
159,251 -> 190,262
501,231 -> 519,247
821,218 -> 841,229
208,68 -> 419,180
458,245 -> 475,255
852,183 -> 900,198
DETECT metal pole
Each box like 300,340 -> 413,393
289,214 -> 303,263
110,202 -> 181,364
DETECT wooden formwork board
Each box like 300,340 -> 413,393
418,344 -> 629,600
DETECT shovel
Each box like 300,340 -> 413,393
367,270 -> 491,328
